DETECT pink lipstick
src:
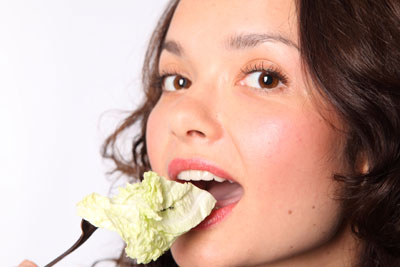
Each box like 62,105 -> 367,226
168,158 -> 243,229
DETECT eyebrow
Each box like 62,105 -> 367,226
227,33 -> 299,50
162,40 -> 184,56
162,32 -> 299,56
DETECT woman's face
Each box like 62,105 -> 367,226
146,0 -> 354,266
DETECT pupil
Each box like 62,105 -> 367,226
173,75 -> 191,90
262,74 -> 273,85
178,78 -> 186,87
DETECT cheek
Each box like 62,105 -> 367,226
239,118 -> 285,160
146,103 -> 167,172
234,112 -> 344,254
235,115 -> 303,170
237,112 -> 339,174
234,109 -> 343,212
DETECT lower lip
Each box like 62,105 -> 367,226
193,202 -> 237,230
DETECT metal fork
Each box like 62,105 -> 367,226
44,219 -> 98,267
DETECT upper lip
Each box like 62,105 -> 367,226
168,158 -> 237,183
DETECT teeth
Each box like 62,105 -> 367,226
177,170 -> 228,183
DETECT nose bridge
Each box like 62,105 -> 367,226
168,83 -> 222,143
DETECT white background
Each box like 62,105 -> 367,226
0,1 -> 169,266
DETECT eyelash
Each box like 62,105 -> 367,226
240,62 -> 289,86
154,70 -> 179,89
156,62 -> 290,91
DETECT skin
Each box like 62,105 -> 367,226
18,260 -> 37,267
146,0 -> 357,266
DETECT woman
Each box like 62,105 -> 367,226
20,0 -> 400,266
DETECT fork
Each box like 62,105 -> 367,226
44,219 -> 98,267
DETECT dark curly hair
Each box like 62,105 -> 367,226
101,0 -> 400,266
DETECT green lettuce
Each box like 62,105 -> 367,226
76,171 -> 216,264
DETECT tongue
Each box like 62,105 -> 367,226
207,182 -> 243,208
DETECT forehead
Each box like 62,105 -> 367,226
167,0 -> 298,46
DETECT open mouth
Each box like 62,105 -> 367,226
176,170 -> 244,209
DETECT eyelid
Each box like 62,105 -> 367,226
158,61 -> 290,91
158,67 -> 193,92
159,65 -> 181,77
157,65 -> 185,89
238,60 -> 290,86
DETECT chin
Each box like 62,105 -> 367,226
170,237 -> 249,267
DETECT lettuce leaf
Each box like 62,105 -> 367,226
76,171 -> 216,264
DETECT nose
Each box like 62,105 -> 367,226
168,90 -> 222,144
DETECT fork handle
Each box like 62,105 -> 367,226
44,220 -> 97,267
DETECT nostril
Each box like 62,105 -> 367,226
187,130 -> 206,138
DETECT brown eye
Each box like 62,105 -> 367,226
163,75 -> 192,91
258,71 -> 279,89
241,70 -> 282,90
